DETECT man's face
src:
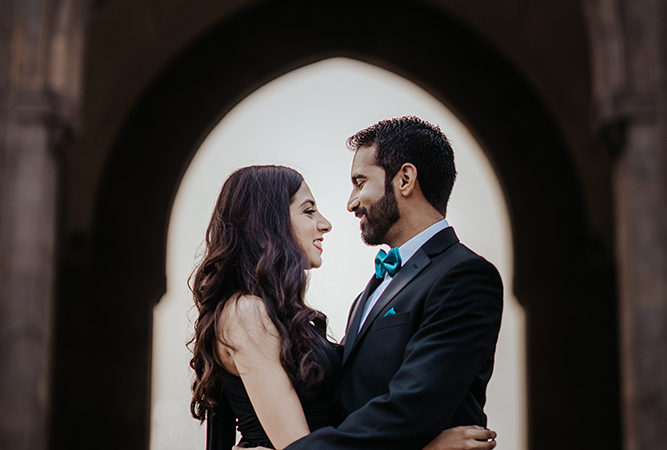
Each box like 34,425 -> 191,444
347,145 -> 400,245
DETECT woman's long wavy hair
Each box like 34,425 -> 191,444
189,165 -> 329,421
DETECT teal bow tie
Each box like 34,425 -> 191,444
375,247 -> 402,279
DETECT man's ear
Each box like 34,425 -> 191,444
395,163 -> 418,197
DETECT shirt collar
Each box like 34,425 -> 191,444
397,219 -> 450,267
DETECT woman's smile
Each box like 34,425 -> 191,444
289,181 -> 332,268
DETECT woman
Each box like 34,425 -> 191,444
189,165 -> 496,449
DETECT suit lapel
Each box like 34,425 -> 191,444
342,276 -> 383,361
342,226 -> 460,365
341,293 -> 361,346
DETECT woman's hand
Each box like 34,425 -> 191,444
423,425 -> 497,450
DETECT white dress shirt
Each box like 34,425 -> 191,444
358,219 -> 450,330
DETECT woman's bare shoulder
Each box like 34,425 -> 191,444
218,294 -> 277,349
221,294 -> 269,322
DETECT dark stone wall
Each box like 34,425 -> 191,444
584,1 -> 667,448
1,1 -> 87,450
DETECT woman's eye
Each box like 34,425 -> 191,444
305,209 -> 316,215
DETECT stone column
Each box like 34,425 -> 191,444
584,1 -> 667,449
0,1 -> 86,449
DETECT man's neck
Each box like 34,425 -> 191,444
385,213 -> 445,247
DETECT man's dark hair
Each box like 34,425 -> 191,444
346,116 -> 457,215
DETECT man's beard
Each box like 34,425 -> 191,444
356,187 -> 400,245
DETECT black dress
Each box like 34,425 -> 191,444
206,335 -> 343,449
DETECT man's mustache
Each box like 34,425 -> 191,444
354,207 -> 368,219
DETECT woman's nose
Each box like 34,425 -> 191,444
319,215 -> 332,233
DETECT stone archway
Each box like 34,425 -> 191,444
53,1 -> 620,449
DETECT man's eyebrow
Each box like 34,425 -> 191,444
351,174 -> 366,182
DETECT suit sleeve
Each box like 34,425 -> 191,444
287,258 -> 503,450
206,394 -> 237,450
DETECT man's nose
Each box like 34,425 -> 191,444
347,192 -> 359,213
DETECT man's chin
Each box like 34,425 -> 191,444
361,230 -> 383,246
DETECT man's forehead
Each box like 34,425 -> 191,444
351,144 -> 377,169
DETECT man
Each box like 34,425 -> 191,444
287,116 -> 503,449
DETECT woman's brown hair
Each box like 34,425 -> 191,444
189,165 -> 329,421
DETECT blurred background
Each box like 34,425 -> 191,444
1,1 -> 666,450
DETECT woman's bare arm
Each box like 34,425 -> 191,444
232,425 -> 497,450
219,295 -> 310,450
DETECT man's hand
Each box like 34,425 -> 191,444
232,445 -> 271,450
423,425 -> 497,450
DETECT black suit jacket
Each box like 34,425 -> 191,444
287,227 -> 503,449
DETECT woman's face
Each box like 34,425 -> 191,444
289,181 -> 332,269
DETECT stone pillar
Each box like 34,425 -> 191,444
615,115 -> 667,450
584,1 -> 667,449
0,1 -> 87,449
